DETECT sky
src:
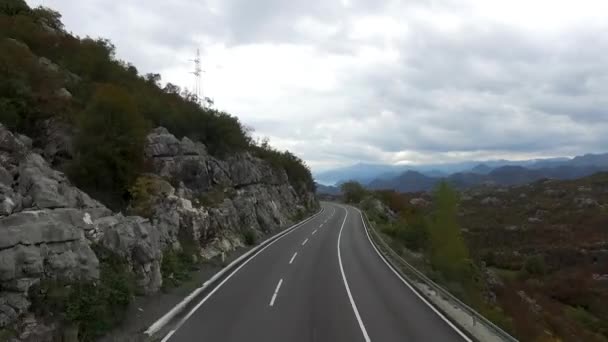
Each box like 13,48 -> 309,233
28,0 -> 608,172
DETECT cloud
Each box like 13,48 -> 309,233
27,0 -> 608,171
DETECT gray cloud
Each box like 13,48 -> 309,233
28,0 -> 608,170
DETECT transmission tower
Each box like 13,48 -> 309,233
190,48 -> 204,106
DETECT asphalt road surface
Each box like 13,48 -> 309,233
164,202 -> 469,342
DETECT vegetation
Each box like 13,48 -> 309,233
252,137 -> 315,194
69,84 -> 148,208
160,247 -> 196,290
522,255 -> 547,276
29,245 -> 135,341
427,182 -> 472,284
128,175 -> 170,218
340,180 -> 368,203
242,229 -> 257,246
361,173 -> 608,341
0,1 -> 315,208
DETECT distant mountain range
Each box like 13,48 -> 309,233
314,157 -> 576,185
368,155 -> 608,192
314,153 -> 608,193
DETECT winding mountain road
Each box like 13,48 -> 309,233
163,202 -> 469,341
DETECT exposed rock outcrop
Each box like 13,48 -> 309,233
143,127 -> 314,258
0,124 -> 317,337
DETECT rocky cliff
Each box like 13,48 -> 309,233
0,124 -> 317,340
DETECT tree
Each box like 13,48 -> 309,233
427,182 -> 471,281
340,181 -> 367,204
70,84 -> 148,209
0,0 -> 30,15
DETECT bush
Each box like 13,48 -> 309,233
128,175 -> 173,217
69,84 -> 148,209
522,255 -> 547,276
29,246 -> 135,341
197,187 -> 226,208
340,181 -> 367,204
242,229 -> 257,246
396,218 -> 429,251
565,306 -> 607,337
161,247 -> 198,290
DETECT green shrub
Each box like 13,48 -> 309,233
243,229 -> 257,246
161,247 -> 196,290
565,306 -> 607,336
128,175 -> 173,217
197,188 -> 226,208
69,84 -> 148,210
522,255 -> 547,276
481,305 -> 514,334
29,245 -> 135,341
396,219 -> 429,251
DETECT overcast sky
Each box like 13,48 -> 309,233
29,0 -> 608,171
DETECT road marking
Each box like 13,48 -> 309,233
337,205 -> 371,342
312,229 -> 318,235
302,238 -> 309,246
353,206 -> 472,342
320,223 -> 324,228
269,279 -> 283,307
289,252 -> 298,264
159,208 -> 325,341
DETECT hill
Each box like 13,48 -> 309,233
0,2 -> 318,340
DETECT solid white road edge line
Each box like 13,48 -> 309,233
269,278 -> 284,306
289,252 -> 298,264
353,206 -> 472,342
153,206 -> 325,340
336,205 -> 371,342
302,238 -> 309,246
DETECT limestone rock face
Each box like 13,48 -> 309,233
95,215 -> 162,294
143,127 -> 316,259
0,125 -> 163,331
0,124 -> 317,336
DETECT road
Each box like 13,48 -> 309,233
164,202 -> 469,342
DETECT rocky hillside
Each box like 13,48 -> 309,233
0,122 -> 317,340
0,2 -> 318,340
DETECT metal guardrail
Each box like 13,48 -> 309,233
361,211 -> 518,342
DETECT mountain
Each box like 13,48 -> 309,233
570,153 -> 608,167
368,170 -> 437,192
470,163 -> 493,174
316,183 -> 341,195
318,153 -> 608,187
368,160 -> 608,192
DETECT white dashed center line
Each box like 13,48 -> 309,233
289,252 -> 298,264
302,238 -> 309,246
312,229 -> 317,235
269,279 -> 283,307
